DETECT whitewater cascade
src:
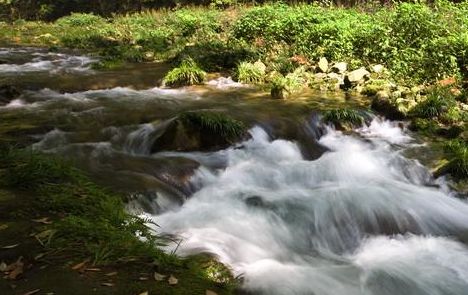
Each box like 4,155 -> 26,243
151,121 -> 468,295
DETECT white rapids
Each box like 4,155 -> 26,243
150,120 -> 468,295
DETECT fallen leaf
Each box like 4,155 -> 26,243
0,224 -> 8,230
34,253 -> 46,260
105,271 -> 118,276
8,262 -> 24,280
153,272 -> 166,281
138,292 -> 148,295
71,259 -> 89,270
206,290 -> 218,295
101,282 -> 114,287
35,229 -> 54,240
22,289 -> 40,295
85,268 -> 101,272
0,262 -> 7,272
2,244 -> 19,249
168,275 -> 178,285
32,217 -> 52,225
139,277 -> 149,281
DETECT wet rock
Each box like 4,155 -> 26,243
151,112 -> 249,153
371,90 -> 405,120
331,62 -> 347,74
0,85 -> 20,104
317,57 -> 329,73
271,87 -> 290,100
0,59 -> 8,64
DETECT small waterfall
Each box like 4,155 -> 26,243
149,119 -> 468,295
123,123 -> 157,155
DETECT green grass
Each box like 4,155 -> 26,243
235,61 -> 266,84
412,86 -> 457,119
442,139 -> 468,179
322,108 -> 367,128
180,111 -> 246,141
163,58 -> 206,87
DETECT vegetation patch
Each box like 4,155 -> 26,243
441,140 -> 468,179
163,58 -> 206,87
235,61 -> 266,84
180,111 -> 246,141
322,108 -> 367,130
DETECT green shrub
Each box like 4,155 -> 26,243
235,60 -> 266,84
56,13 -> 107,27
163,58 -> 206,87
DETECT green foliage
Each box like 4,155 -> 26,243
235,61 -> 266,84
180,111 -> 246,140
412,86 -> 457,119
163,58 -> 206,87
443,139 -> 468,179
56,13 -> 107,27
0,148 -> 177,266
322,108 -> 366,128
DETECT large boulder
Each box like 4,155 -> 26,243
151,112 -> 249,153
345,68 -> 370,84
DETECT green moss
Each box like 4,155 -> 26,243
163,58 -> 206,87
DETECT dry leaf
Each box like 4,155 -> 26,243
8,262 -> 24,280
0,262 -> 7,272
206,290 -> 218,295
22,289 -> 40,295
35,230 -> 54,240
71,259 -> 89,270
2,244 -> 19,249
0,224 -> 9,230
101,282 -> 114,287
153,272 -> 166,281
34,253 -> 46,261
138,292 -> 149,295
105,271 -> 118,276
32,217 -> 52,225
139,277 -> 149,281
168,275 -> 178,285
85,268 -> 101,272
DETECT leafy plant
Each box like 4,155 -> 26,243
442,140 -> 468,179
322,108 -> 367,128
412,86 -> 457,118
235,60 -> 266,84
163,57 -> 206,87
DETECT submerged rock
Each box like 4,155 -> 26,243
0,85 -> 20,104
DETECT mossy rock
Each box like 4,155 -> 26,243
151,112 -> 249,153
322,108 -> 368,131
371,91 -> 406,120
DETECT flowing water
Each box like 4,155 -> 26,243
2,48 -> 468,295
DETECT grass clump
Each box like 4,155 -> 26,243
180,111 -> 246,141
163,58 -> 206,87
55,13 -> 107,27
235,60 -> 266,84
442,139 -> 468,179
322,108 -> 367,129
412,86 -> 457,119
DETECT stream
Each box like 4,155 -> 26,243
2,47 -> 468,295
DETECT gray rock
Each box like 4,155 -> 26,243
327,72 -> 344,84
331,62 -> 347,74
317,57 -> 329,73
346,68 -> 370,83
371,64 -> 385,73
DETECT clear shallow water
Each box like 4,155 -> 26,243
2,48 -> 468,295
